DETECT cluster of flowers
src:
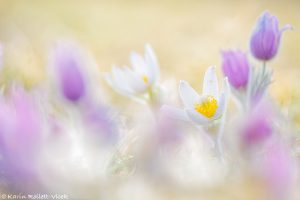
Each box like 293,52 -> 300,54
0,11 -> 298,199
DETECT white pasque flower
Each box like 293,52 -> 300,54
162,66 -> 229,125
105,44 -> 160,97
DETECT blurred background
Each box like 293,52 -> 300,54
0,1 -> 300,199
0,0 -> 299,104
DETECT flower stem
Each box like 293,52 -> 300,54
216,96 -> 229,163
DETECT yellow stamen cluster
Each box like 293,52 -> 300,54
142,75 -> 149,84
194,95 -> 218,118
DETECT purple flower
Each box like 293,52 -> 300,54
52,42 -> 86,102
250,11 -> 292,61
0,88 -> 42,190
242,101 -> 273,148
81,100 -> 119,144
262,142 -> 294,199
221,50 -> 250,89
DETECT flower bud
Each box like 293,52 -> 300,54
221,50 -> 250,89
52,43 -> 86,102
250,11 -> 292,61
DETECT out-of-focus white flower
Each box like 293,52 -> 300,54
105,44 -> 160,99
162,66 -> 229,125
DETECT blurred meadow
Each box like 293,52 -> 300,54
1,0 -> 300,128
0,0 -> 300,199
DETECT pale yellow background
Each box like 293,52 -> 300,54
0,0 -> 299,128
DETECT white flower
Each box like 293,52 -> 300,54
162,66 -> 229,125
105,44 -> 160,97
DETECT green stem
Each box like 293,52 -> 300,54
147,86 -> 159,122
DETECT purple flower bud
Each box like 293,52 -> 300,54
250,11 -> 292,61
221,50 -> 250,89
52,43 -> 86,102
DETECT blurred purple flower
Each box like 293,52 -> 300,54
81,100 -> 119,144
221,50 -> 250,89
250,11 -> 292,61
157,111 -> 182,147
0,88 -> 42,191
262,142 -> 294,199
242,101 -> 273,148
52,42 -> 86,102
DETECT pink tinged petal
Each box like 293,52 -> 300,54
202,66 -> 219,98
179,80 -> 200,109
185,108 -> 210,125
160,105 -> 189,121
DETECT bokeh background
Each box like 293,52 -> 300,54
0,2 -> 300,199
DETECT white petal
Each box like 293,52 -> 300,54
104,73 -> 132,96
122,66 -> 147,93
145,44 -> 160,83
160,105 -> 189,121
213,77 -> 230,119
213,92 -> 225,119
179,80 -> 200,109
185,108 -> 210,125
111,66 -> 134,94
221,77 -> 230,96
203,66 -> 219,98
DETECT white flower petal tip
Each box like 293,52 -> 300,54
222,77 -> 230,98
160,105 -> 189,121
203,66 -> 219,98
213,92 -> 226,119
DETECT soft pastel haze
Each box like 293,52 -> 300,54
0,1 -> 299,200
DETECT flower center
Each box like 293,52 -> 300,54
142,75 -> 149,84
194,95 -> 218,118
